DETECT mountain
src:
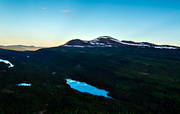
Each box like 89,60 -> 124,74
0,39 -> 180,113
0,45 -> 43,51
63,36 -> 180,49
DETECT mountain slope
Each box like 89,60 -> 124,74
0,38 -> 180,113
63,36 -> 180,49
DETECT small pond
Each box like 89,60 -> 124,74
17,83 -> 32,87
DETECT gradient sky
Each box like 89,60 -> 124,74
0,0 -> 180,47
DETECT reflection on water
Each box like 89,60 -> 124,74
17,83 -> 32,86
66,78 -> 112,99
0,59 -> 14,68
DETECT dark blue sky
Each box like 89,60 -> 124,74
0,0 -> 180,46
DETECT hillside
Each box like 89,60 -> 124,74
0,41 -> 180,113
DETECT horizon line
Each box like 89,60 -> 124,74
0,36 -> 180,47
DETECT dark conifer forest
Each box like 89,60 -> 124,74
0,46 -> 180,114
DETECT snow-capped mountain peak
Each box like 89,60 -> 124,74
91,36 -> 121,43
63,36 -> 180,49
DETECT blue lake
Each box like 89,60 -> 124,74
66,79 -> 112,99
17,83 -> 32,87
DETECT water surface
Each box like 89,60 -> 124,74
17,83 -> 32,87
0,59 -> 14,68
66,78 -> 112,99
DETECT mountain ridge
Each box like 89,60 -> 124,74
62,36 -> 180,49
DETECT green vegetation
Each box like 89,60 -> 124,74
0,47 -> 180,114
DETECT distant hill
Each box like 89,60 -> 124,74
0,45 -> 43,51
63,36 -> 180,50
1,36 -> 179,51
